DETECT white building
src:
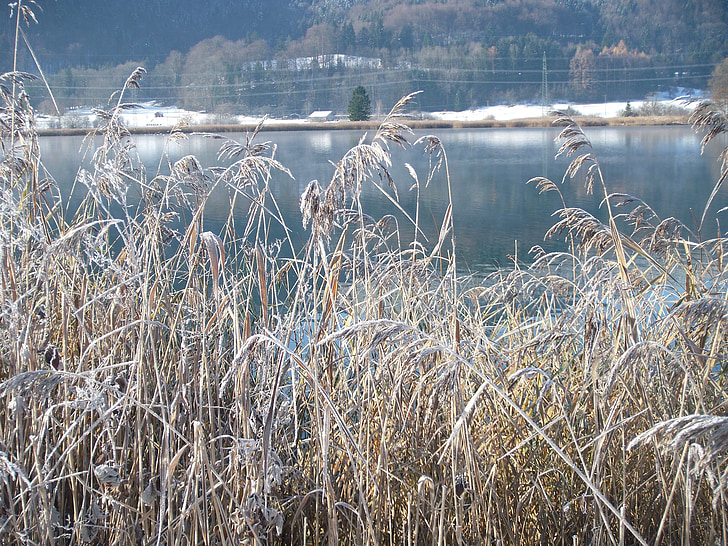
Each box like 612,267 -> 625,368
244,54 -> 382,73
307,111 -> 335,122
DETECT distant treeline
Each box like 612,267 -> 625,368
7,0 -> 727,114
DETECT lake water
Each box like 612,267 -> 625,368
40,126 -> 727,272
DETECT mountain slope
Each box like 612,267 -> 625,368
3,0 -> 308,70
3,0 -> 726,73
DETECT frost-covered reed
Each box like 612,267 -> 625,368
2,43 -> 728,546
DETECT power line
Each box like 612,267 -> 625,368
28,61 -> 718,85
32,70 -> 711,92
26,76 -> 710,106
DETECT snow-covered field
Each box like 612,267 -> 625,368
427,89 -> 704,122
36,93 -> 704,131
428,99 -> 680,122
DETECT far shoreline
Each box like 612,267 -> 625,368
37,114 -> 690,137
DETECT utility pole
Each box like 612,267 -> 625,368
541,52 -> 549,115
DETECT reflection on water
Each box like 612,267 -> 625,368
310,132 -> 333,154
40,126 -> 726,272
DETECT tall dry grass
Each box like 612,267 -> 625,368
3,8 -> 728,543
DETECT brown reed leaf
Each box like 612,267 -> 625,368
200,231 -> 224,293
93,463 -> 122,487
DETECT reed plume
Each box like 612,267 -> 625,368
2,29 -> 728,544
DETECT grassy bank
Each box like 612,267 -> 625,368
2,67 -> 728,545
36,114 -> 691,137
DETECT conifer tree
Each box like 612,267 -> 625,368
348,85 -> 371,121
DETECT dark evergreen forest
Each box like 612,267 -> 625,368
3,0 -> 727,115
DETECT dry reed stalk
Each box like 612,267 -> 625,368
3,16 -> 728,540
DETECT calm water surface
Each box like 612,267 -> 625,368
40,126 -> 727,272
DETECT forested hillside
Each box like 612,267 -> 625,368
3,0 -> 727,115
3,0 -> 307,70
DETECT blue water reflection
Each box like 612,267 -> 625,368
40,126 -> 726,273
